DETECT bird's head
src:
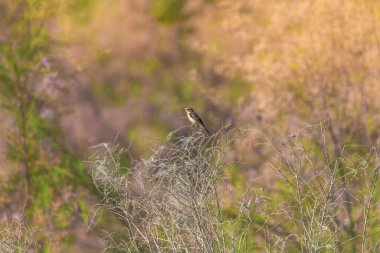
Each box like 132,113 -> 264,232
184,107 -> 194,113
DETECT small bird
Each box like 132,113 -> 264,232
184,107 -> 210,135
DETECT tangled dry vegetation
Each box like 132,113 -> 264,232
0,217 -> 36,253
267,127 -> 380,252
90,128 -> 253,252
89,126 -> 380,253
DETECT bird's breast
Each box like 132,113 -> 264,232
187,114 -> 197,124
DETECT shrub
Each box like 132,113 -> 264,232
90,126 -> 380,252
90,128 -> 254,252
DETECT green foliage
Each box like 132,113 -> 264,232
228,77 -> 251,103
77,199 -> 90,224
69,0 -> 99,24
127,119 -> 169,157
54,204 -> 75,229
150,0 -> 188,24
176,80 -> 194,102
0,0 -> 90,251
145,57 -> 161,73
32,176 -> 53,209
227,164 -> 244,189
93,82 -> 142,107
61,234 -> 76,247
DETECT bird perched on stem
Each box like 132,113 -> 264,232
184,107 -> 210,135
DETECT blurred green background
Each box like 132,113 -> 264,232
1,0 -> 380,252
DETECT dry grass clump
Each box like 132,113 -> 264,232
89,128 -> 252,253
0,216 -> 36,253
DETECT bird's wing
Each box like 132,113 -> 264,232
190,112 -> 201,121
192,112 -> 210,134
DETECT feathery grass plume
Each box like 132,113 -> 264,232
265,124 -> 380,252
0,216 -> 37,253
89,127 -> 254,252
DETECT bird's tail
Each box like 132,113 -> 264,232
201,124 -> 210,136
